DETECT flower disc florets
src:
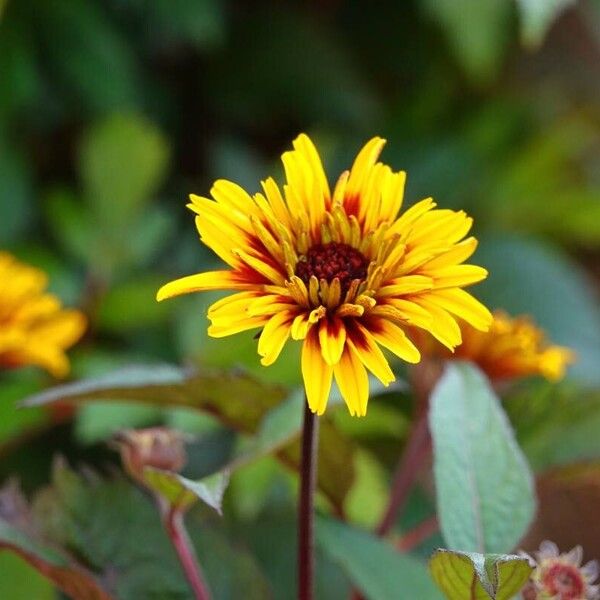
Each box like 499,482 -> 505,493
157,134 -> 493,416
295,243 -> 369,300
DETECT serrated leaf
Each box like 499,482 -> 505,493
143,469 -> 230,515
1,461 -> 270,599
430,362 -> 535,553
0,482 -> 112,600
317,517 -> 443,600
429,549 -> 533,600
516,0 -> 576,48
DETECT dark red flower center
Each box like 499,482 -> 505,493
295,242 -> 369,296
542,563 -> 586,599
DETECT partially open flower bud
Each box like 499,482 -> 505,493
520,540 -> 599,599
113,428 -> 188,483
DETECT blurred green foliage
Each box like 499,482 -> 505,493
1,0 -> 600,598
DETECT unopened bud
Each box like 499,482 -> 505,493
113,428 -> 188,483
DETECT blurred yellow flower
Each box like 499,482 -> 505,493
157,134 -> 491,415
415,310 -> 575,382
0,252 -> 86,377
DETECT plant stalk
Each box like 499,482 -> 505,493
298,400 -> 320,600
162,504 -> 212,600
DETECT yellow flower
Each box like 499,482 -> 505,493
414,310 -> 575,382
0,252 -> 86,377
157,135 -> 492,416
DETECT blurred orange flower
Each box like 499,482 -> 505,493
158,134 -> 491,415
415,310 -> 575,382
0,252 -> 86,377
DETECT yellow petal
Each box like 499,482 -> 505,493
293,133 -> 330,201
346,137 -> 386,201
333,345 -> 369,417
421,237 -> 478,270
210,179 -> 260,218
428,289 -> 493,332
233,248 -> 286,286
377,275 -> 433,298
34,310 -> 87,347
346,322 -> 395,385
302,327 -> 334,415
318,317 -> 346,365
429,264 -> 488,289
410,297 -> 462,350
207,291 -> 261,316
258,311 -> 294,366
157,271 -> 254,301
367,317 -> 421,364
207,315 -> 268,338
387,197 -> 436,238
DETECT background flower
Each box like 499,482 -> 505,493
413,310 -> 575,382
0,252 -> 86,377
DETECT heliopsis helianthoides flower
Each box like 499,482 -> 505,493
0,252 -> 86,377
520,540 -> 599,599
157,134 -> 492,416
413,310 -> 575,383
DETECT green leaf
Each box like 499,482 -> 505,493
22,364 -> 287,431
74,402 -> 164,444
0,482 -> 112,600
44,187 -> 95,265
317,517 -> 443,600
343,449 -> 389,528
2,461 -> 270,599
80,113 -> 169,229
37,0 -> 140,113
429,549 -> 533,600
476,234 -> 600,386
0,139 -> 33,244
96,276 -> 173,333
149,0 -> 224,49
143,469 -> 230,514
516,0 -> 575,48
430,363 -> 535,553
21,365 -> 357,513
506,385 -> 600,471
0,553 -> 55,600
422,0 -> 511,83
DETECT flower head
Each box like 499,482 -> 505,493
414,310 -> 575,382
0,252 -> 86,377
521,540 -> 599,599
157,135 -> 492,415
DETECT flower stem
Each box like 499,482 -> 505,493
162,504 -> 212,600
298,400 -> 319,600
395,516 -> 439,552
375,406 -> 431,537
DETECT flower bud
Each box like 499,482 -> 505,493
113,428 -> 188,483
